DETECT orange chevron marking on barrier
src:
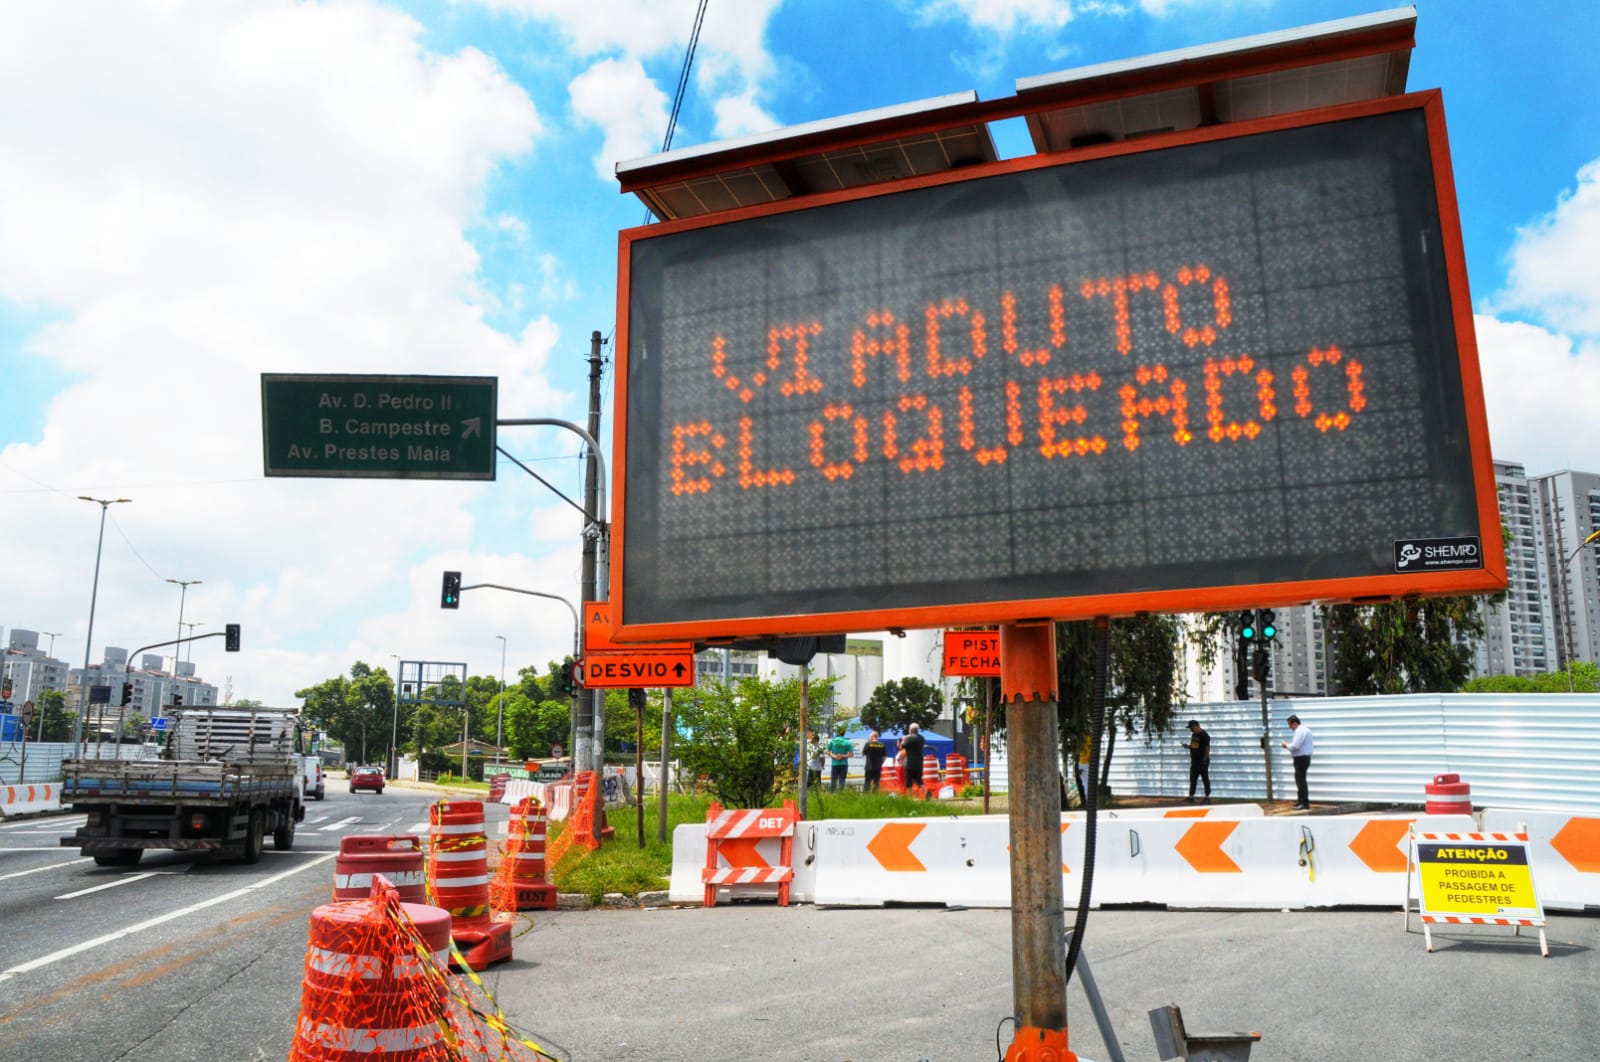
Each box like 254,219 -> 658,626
717,837 -> 772,869
1348,819 -> 1413,873
1175,820 -> 1242,873
1164,808 -> 1211,818
867,823 -> 927,872
1550,818 -> 1600,873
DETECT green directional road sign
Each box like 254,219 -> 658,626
261,374 -> 497,480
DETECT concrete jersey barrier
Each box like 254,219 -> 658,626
668,804 -> 1600,912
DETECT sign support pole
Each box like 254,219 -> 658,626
1000,621 -> 1075,1062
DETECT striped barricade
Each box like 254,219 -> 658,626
0,783 -> 62,817
702,801 -> 797,907
1482,808 -> 1600,912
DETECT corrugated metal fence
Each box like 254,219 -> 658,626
1105,693 -> 1600,813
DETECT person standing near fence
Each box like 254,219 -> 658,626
1280,714 -> 1314,809
898,723 -> 926,790
1182,719 -> 1211,804
827,726 -> 854,792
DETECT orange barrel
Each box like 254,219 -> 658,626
944,753 -> 968,790
290,899 -> 452,1061
427,800 -> 490,926
334,835 -> 426,904
1424,773 -> 1472,815
498,796 -> 557,911
506,797 -> 548,883
922,755 -> 942,792
487,773 -> 511,803
880,763 -> 904,795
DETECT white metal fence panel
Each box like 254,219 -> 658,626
1105,693 -> 1600,813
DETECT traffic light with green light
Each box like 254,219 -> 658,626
441,571 -> 461,610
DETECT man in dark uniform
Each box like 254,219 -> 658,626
862,730 -> 888,790
1182,719 -> 1211,804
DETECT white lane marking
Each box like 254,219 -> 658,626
55,872 -> 160,899
318,817 -> 362,832
2,847 -> 92,853
0,851 -> 337,983
0,858 -> 92,882
406,822 -> 430,834
2,817 -> 85,831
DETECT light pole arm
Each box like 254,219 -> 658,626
459,583 -> 582,657
495,418 -> 608,604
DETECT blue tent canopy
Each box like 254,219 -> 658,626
841,722 -> 954,764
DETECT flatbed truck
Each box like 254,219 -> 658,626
61,707 -> 307,866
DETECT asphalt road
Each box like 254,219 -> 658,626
2,789 -> 1595,1061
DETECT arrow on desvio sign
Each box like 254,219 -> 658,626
577,650 -> 696,688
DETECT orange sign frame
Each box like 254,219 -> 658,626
608,91 -> 1505,643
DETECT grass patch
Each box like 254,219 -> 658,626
546,785 -> 1001,900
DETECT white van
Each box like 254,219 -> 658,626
302,755 -> 326,800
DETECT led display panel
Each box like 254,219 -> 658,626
613,96 -> 1501,638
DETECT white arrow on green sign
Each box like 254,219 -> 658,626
261,373 -> 498,480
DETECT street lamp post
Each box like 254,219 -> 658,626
181,622 -> 205,663
75,497 -> 131,753
166,578 -> 202,673
1561,528 -> 1600,693
496,634 -> 507,760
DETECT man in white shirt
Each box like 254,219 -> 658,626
1280,714 -> 1313,809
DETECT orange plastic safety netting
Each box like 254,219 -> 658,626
543,774 -> 602,870
290,883 -> 565,1062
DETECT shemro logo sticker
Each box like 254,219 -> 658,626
1397,542 -> 1422,568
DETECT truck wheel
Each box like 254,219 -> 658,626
273,815 -> 296,851
92,849 -> 142,867
242,810 -> 265,864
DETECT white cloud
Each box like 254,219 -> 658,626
1492,158 -> 1600,340
1474,316 -> 1600,476
1475,155 -> 1600,476
0,1 -> 568,704
455,0 -> 783,171
912,0 -> 1079,35
569,57 -> 670,177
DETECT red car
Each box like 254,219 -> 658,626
349,766 -> 385,794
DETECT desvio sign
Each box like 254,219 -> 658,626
611,93 -> 1504,642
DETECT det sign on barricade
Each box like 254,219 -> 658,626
1407,830 -> 1547,956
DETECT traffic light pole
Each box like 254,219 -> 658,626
1260,670 -> 1274,802
457,584 -> 582,748
496,409 -> 609,839
106,631 -> 235,761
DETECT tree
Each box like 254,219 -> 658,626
858,677 -> 942,734
503,691 -> 569,759
675,674 -> 838,808
33,689 -> 73,743
296,663 -> 397,764
1328,597 -> 1487,694
978,617 -> 1183,803
1461,662 -> 1597,693
1058,616 -> 1183,799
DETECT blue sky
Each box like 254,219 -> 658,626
2,1 -> 1597,704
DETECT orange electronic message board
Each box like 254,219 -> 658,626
611,93 -> 1503,641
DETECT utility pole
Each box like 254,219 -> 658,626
581,330 -> 607,835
